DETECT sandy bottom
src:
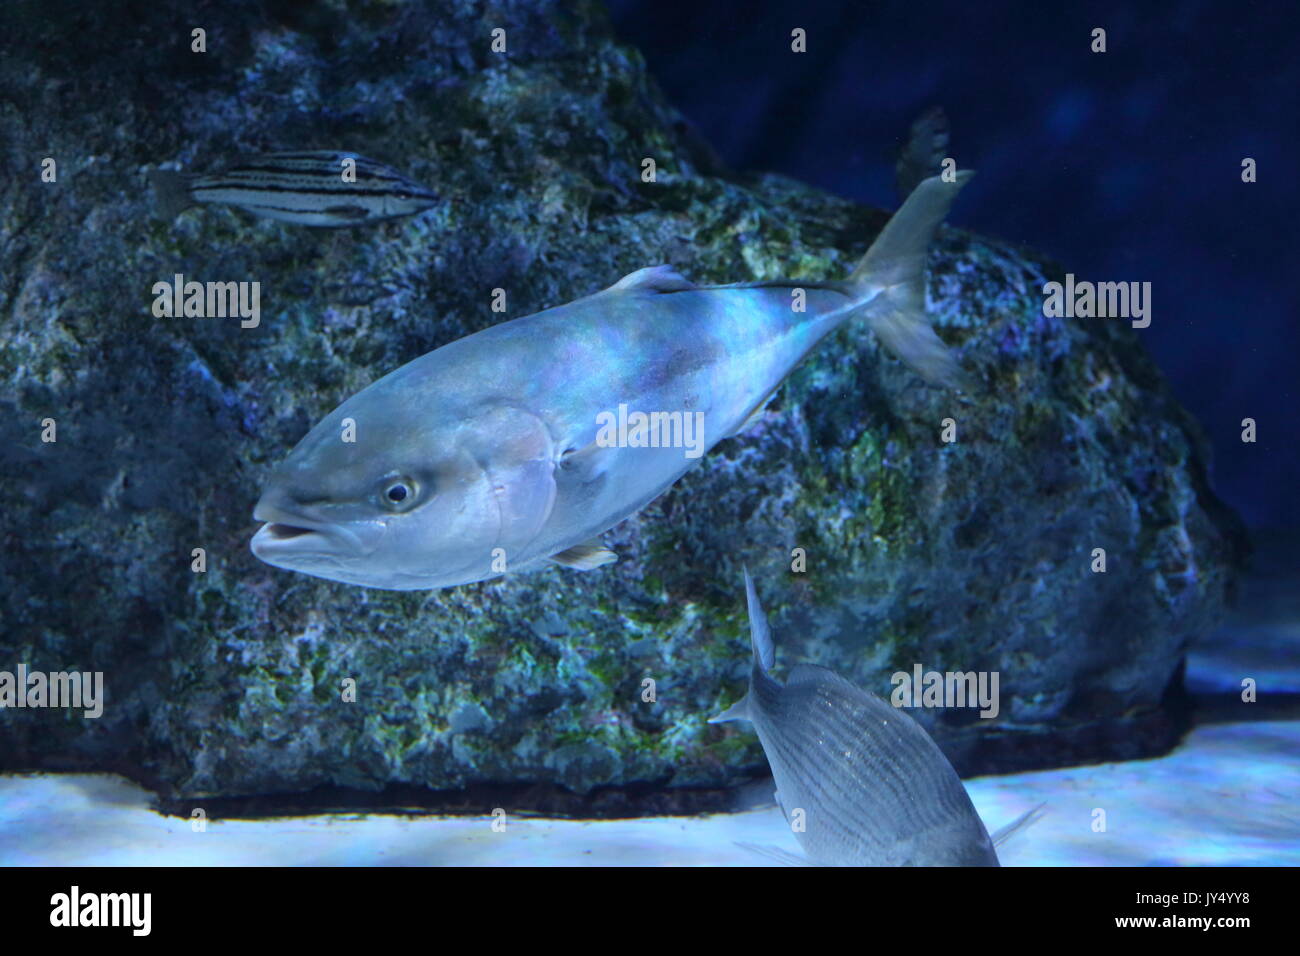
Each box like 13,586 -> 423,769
5,539 -> 1296,866
2,719 -> 1296,866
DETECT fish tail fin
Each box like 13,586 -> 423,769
991,802 -> 1048,848
707,693 -> 751,724
742,566 -> 775,674
847,171 -> 975,390
148,169 -> 196,219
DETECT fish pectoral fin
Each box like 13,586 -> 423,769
604,264 -> 696,294
558,440 -> 614,482
547,539 -> 618,571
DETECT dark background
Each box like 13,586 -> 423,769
609,0 -> 1297,532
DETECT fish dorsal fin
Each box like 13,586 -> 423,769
548,539 -> 618,570
605,265 -> 696,294
743,568 -> 776,673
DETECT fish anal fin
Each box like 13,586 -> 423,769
548,539 -> 617,571
605,265 -> 696,294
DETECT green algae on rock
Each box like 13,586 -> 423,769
0,0 -> 1243,810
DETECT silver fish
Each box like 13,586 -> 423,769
148,151 -> 439,227
250,172 -> 973,589
709,570 -> 1001,866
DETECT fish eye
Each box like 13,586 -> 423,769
379,476 -> 418,510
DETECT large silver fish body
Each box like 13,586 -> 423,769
149,151 -> 439,227
710,571 -> 1000,866
251,173 -> 973,589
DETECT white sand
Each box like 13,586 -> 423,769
3,720 -> 1296,866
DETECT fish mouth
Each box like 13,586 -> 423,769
250,503 -> 374,565
258,522 -> 321,543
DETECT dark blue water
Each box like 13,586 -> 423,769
609,0 -> 1299,531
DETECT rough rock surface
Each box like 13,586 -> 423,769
0,0 -> 1244,810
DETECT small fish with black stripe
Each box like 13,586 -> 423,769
148,150 -> 439,227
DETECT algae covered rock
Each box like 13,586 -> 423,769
0,0 -> 1243,809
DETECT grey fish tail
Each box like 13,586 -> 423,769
847,171 -> 975,390
148,169 -> 196,219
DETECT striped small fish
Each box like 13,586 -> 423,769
148,151 -> 439,227
710,570 -> 1003,866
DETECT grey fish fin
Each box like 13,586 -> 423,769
547,539 -> 617,571
849,171 -> 975,391
706,693 -> 751,724
148,169 -> 196,219
991,802 -> 1048,848
734,842 -> 816,867
742,567 -> 776,673
605,264 -> 696,293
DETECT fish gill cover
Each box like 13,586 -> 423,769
0,0 -> 1245,810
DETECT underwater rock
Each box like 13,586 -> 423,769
0,0 -> 1244,808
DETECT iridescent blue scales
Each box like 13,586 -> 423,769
250,173 -> 974,589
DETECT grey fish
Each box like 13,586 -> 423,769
250,172 -> 973,589
709,570 -> 1001,866
895,106 -> 950,201
148,151 -> 439,227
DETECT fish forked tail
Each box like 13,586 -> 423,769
847,171 -> 975,390
148,169 -> 197,219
